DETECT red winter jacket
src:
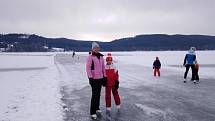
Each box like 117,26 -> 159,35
105,63 -> 119,86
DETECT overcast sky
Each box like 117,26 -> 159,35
0,0 -> 215,41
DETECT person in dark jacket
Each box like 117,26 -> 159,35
153,57 -> 161,77
72,51 -> 75,57
183,47 -> 196,83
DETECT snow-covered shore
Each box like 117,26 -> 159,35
0,53 -> 63,121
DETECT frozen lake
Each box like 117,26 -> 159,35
0,51 -> 215,121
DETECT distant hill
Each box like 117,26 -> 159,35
0,33 -> 215,52
0,34 -> 92,52
109,34 -> 215,51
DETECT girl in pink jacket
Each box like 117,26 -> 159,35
86,42 -> 106,120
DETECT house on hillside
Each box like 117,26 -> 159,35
50,47 -> 65,52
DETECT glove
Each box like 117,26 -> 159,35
89,78 -> 93,85
101,77 -> 107,87
115,81 -> 119,90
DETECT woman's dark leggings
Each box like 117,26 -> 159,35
90,79 -> 102,115
184,64 -> 195,80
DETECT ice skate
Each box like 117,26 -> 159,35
96,110 -> 102,113
193,80 -> 197,84
91,114 -> 97,120
106,107 -> 111,112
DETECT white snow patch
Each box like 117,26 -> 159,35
0,53 -> 63,121
18,34 -> 30,39
0,53 -> 54,69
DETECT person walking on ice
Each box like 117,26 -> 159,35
183,47 -> 197,83
105,53 -> 121,112
153,57 -> 161,77
86,42 -> 107,120
72,51 -> 75,58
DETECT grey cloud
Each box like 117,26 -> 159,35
0,0 -> 215,41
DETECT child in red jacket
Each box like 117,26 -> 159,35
105,53 -> 121,111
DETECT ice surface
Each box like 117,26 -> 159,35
0,51 -> 215,121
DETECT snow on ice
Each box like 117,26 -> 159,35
0,53 -> 63,121
0,51 -> 215,121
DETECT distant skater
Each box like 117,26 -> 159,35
153,57 -> 161,77
183,47 -> 197,83
72,51 -> 75,57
